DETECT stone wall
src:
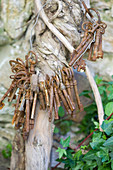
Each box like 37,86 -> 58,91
0,0 -> 33,165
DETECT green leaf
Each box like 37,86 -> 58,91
2,144 -> 12,159
72,161 -> 84,170
56,147 -> 67,159
107,86 -> 113,92
98,166 -> 110,170
84,103 -> 97,114
105,102 -> 113,116
108,92 -> 113,100
108,81 -> 113,85
81,145 -> 87,150
6,144 -> 12,151
60,136 -> 70,147
95,75 -> 103,85
109,152 -> 113,160
83,150 -> 97,161
90,139 -> 105,150
103,136 -> 113,147
66,149 -> 74,160
74,150 -> 82,161
58,106 -> 65,117
92,118 -> 99,128
111,160 -> 113,170
96,147 -> 109,162
90,132 -> 105,150
79,90 -> 91,99
92,132 -> 102,141
101,120 -> 113,135
102,134 -> 107,140
98,86 -> 106,94
54,127 -> 59,134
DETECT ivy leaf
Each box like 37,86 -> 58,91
107,86 -> 113,92
105,102 -> 113,116
73,161 -> 84,170
58,106 -> 65,117
103,136 -> 113,147
96,147 -> 109,162
60,136 -> 70,147
109,151 -> 113,160
108,81 -> 113,85
66,149 -> 74,160
92,118 -> 99,129
101,120 -> 113,135
83,150 -> 97,161
90,132 -> 105,150
92,132 -> 102,141
111,160 -> 113,170
84,103 -> 97,114
98,86 -> 106,94
90,139 -> 105,150
79,90 -> 91,99
74,150 -> 82,161
95,75 -> 103,85
54,127 -> 59,134
108,92 -> 113,100
81,145 -> 87,150
56,147 -> 67,159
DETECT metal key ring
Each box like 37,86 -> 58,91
16,58 -> 25,66
9,60 -> 21,67
82,21 -> 93,32
28,51 -> 38,64
17,77 -> 30,89
84,8 -> 101,24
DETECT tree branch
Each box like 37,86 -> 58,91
35,0 -> 104,130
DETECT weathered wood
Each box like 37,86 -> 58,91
10,132 -> 25,170
25,104 -> 54,170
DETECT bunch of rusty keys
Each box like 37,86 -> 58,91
0,51 -> 39,140
69,8 -> 107,70
37,67 -> 83,122
0,51 -> 84,139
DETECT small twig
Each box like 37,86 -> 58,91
85,66 -> 104,131
49,0 -> 63,21
15,14 -> 36,30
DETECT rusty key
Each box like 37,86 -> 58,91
54,75 -> 71,115
48,78 -> 54,121
53,97 -> 59,120
25,89 -> 30,134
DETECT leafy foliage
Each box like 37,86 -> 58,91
56,120 -> 113,169
79,75 -> 113,134
2,144 -> 12,159
54,106 -> 73,135
55,75 -> 113,169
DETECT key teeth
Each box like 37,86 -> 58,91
0,102 -> 5,109
79,104 -> 84,112
97,51 -> 103,59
